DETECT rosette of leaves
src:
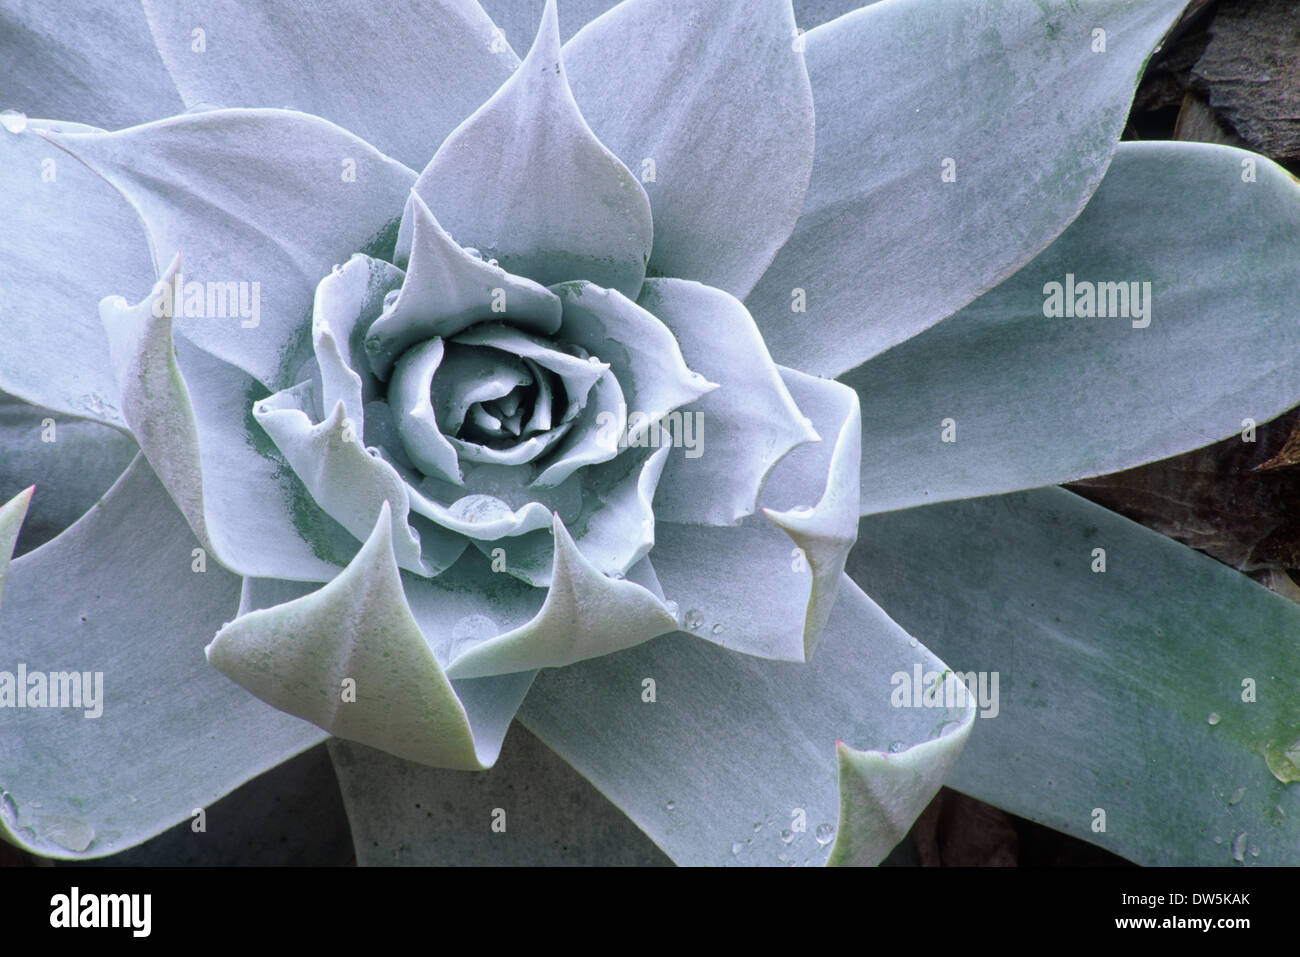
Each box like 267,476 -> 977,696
2,0 -> 1300,866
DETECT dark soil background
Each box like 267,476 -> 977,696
5,0 -> 1299,868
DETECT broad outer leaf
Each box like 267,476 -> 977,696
328,725 -> 671,865
0,395 -> 137,556
207,503 -> 531,770
100,251 -> 360,582
42,108 -> 416,390
518,576 -> 974,865
563,0 -> 814,298
140,0 -> 517,170
0,1 -> 182,129
406,0 -> 653,299
748,0 -> 1189,376
850,487 -> 1300,865
844,142 -> 1300,514
0,123 -> 153,428
0,456 -> 325,859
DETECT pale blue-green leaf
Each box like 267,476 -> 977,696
140,0 -> 516,170
748,0 -> 1188,376
100,251 -> 359,581
41,108 -> 416,390
792,0 -> 879,30
371,192 -> 561,378
0,395 -> 137,556
0,456 -> 325,859
328,726 -> 670,865
0,125 -> 152,428
650,369 -> 859,661
407,0 -> 652,298
254,385 -> 461,576
844,142 -> 1300,514
567,1 -> 812,298
519,575 -> 974,865
477,0 -> 621,49
850,486 -> 1300,865
313,254 -> 404,414
387,338 -> 464,484
639,279 -> 816,525
401,431 -> 664,588
563,0 -> 813,299
0,486 -> 33,616
208,502 -> 530,770
447,514 -> 677,678
1,1 -> 181,129
529,368 -> 625,488
550,281 -> 715,456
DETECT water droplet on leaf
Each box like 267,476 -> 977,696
0,109 -> 28,133
683,609 -> 703,632
1230,831 -> 1247,863
38,815 -> 94,853
1206,712 -> 1221,726
815,823 -> 835,845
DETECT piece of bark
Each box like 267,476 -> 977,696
1191,0 -> 1300,160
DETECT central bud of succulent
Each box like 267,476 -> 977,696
377,320 -> 608,487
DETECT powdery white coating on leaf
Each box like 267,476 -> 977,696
0,457 -> 325,860
445,513 -> 679,678
100,250 -> 357,581
207,502 -> 528,770
0,486 -> 33,617
748,0 -> 1190,376
650,368 -> 860,662
519,576 -> 972,866
42,108 -> 417,391
640,278 -> 818,527
563,0 -> 815,299
406,0 -> 653,299
846,142 -> 1300,513
141,0 -> 516,171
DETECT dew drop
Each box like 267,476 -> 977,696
665,800 -> 676,812
487,259 -> 499,268
449,493 -> 513,525
1206,712 -> 1222,726
730,841 -> 744,857
780,829 -> 794,844
331,263 -> 343,276
1250,845 -> 1260,858
683,608 -> 703,632
0,109 -> 28,134
815,823 -> 835,846
889,741 -> 907,753
752,822 -> 763,832
907,637 -> 918,648
38,815 -> 95,853
1227,786 -> 1247,807
1263,736 -> 1300,783
710,623 -> 724,635
463,247 -> 482,260
1230,831 -> 1247,863
1213,835 -> 1223,844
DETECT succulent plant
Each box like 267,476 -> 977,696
2,0 -> 1299,866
